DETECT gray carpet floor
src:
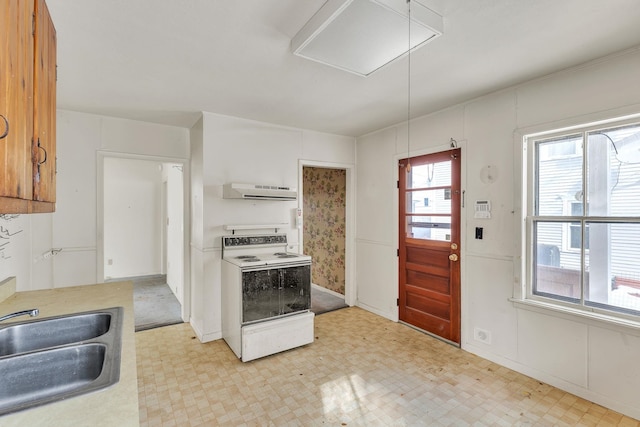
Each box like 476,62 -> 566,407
310,285 -> 348,315
132,275 -> 183,332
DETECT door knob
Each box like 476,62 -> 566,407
450,243 -> 458,250
448,254 -> 458,262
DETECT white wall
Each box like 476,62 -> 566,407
165,163 -> 184,303
355,47 -> 640,419
0,214 -> 31,288
189,112 -> 355,342
103,157 -> 163,279
188,117 -> 206,340
0,110 -> 189,291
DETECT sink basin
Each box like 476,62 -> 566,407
0,344 -> 114,414
0,312 -> 112,356
0,307 -> 123,416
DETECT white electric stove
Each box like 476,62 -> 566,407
221,234 -> 314,362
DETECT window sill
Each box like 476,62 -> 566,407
509,297 -> 640,335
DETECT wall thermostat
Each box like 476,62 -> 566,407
474,200 -> 491,219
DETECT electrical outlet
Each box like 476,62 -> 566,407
473,327 -> 492,345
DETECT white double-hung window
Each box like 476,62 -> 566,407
523,117 -> 640,319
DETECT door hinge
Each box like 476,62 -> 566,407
397,249 -> 399,257
397,298 -> 400,306
397,180 -> 399,189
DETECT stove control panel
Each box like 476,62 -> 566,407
223,234 -> 287,247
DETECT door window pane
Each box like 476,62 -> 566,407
406,216 -> 451,241
404,158 -> 453,241
406,189 -> 451,215
408,161 -> 451,189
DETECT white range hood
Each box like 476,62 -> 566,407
223,183 -> 297,201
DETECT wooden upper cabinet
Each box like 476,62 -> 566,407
0,0 -> 56,214
0,0 -> 35,202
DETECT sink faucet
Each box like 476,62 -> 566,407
0,309 -> 39,323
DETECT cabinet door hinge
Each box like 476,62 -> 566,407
32,13 -> 36,36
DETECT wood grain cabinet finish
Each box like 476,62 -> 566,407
0,0 -> 56,214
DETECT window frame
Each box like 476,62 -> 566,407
521,115 -> 640,323
563,200 -> 588,253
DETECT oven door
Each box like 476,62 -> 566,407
241,262 -> 311,324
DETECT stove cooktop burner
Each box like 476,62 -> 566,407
236,255 -> 259,260
273,252 -> 299,259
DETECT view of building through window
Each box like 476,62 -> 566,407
531,121 -> 640,315
405,160 -> 452,241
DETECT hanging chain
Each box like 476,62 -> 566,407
406,0 -> 412,173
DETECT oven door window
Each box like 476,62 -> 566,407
242,265 -> 310,323
281,265 -> 311,314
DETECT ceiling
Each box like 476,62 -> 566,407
46,0 -> 640,137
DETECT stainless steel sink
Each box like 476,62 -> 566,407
0,307 -> 123,416
0,312 -> 112,356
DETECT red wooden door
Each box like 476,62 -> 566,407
399,149 -> 461,344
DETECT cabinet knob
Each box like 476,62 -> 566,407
0,115 -> 8,139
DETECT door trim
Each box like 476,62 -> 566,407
393,141 -> 467,335
298,159 -> 356,307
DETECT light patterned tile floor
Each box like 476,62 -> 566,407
136,307 -> 639,426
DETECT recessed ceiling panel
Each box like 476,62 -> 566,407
291,0 -> 443,76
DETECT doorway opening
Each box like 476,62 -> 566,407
300,161 -> 355,312
398,148 -> 461,344
99,155 -> 187,330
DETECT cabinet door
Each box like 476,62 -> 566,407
33,0 -> 56,202
0,0 -> 35,200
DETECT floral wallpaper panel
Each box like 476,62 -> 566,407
303,167 -> 346,295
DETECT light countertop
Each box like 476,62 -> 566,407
0,279 -> 139,426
